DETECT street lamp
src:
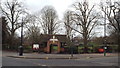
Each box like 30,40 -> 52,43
117,9 -> 120,52
71,34 -> 74,58
19,19 -> 23,56
103,7 -> 107,56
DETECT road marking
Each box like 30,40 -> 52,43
33,62 -> 47,66
41,65 -> 47,66
92,62 -> 118,66
38,64 -> 47,66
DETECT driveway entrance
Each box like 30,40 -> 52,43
50,44 -> 58,53
46,36 -> 61,53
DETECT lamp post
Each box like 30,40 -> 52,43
19,20 -> 23,56
71,34 -> 74,58
117,9 -> 120,52
21,21 -> 23,47
104,7 -> 107,56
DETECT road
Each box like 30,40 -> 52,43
2,56 -> 118,66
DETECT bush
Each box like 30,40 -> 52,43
88,47 -> 93,53
111,45 -> 118,53
23,45 -> 32,53
78,46 -> 84,53
2,44 -> 19,51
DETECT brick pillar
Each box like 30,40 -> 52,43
57,42 -> 61,53
47,41 -> 50,53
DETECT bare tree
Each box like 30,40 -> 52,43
24,25 -> 41,44
0,0 -> 28,46
39,6 -> 59,34
63,10 -> 74,39
1,16 -> 10,45
100,0 -> 120,50
24,14 -> 41,44
100,0 -> 120,33
67,1 -> 100,52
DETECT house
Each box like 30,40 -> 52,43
37,34 -> 70,53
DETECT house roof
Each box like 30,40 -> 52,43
39,34 -> 69,43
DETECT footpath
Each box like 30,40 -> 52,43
2,51 -> 118,59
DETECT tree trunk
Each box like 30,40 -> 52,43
83,35 -> 88,53
83,29 -> 88,53
118,31 -> 120,52
9,29 -> 15,47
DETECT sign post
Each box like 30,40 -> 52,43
104,46 -> 107,56
33,44 -> 39,52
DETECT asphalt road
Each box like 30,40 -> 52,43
2,56 -> 118,66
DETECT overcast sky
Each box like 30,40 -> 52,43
2,0 -> 118,37
0,0 -> 103,37
24,0 -> 101,20
23,0 -> 103,37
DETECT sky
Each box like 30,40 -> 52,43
1,0 -> 117,37
23,0 -> 103,37
24,0 -> 76,19
24,0 -> 101,20
0,0 -> 104,37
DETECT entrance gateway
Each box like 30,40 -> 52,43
46,36 -> 61,53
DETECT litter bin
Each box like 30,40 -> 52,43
18,46 -> 23,56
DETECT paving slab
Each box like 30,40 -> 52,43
2,51 -> 118,59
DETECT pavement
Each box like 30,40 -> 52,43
2,51 -> 118,59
